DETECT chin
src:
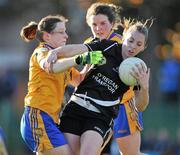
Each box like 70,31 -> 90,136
99,36 -> 105,40
59,43 -> 66,46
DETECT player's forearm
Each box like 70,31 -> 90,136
52,57 -> 77,73
41,56 -> 77,73
53,44 -> 88,58
135,88 -> 149,112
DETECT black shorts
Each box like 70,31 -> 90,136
59,101 -> 113,142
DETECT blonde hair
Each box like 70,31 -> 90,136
121,18 -> 154,44
20,15 -> 68,42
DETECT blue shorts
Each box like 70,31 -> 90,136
113,100 -> 143,138
20,106 -> 68,152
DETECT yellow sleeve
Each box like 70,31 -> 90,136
34,47 -> 49,65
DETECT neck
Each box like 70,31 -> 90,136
94,30 -> 114,41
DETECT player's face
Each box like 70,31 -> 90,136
89,14 -> 113,40
48,22 -> 68,48
122,29 -> 145,59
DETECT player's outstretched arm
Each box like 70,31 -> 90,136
41,51 -> 104,73
47,44 -> 89,63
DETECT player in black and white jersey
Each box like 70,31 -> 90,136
46,18 -> 150,155
47,38 -> 129,155
84,3 -> 152,155
61,39 -> 129,155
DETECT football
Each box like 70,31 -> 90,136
119,57 -> 147,86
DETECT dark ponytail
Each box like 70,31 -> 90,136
20,21 -> 38,42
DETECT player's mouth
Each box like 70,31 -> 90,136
97,32 -> 104,37
128,50 -> 134,55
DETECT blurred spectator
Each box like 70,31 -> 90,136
175,128 -> 180,155
154,128 -> 171,154
141,129 -> 159,154
0,68 -> 18,154
0,68 -> 17,101
0,127 -> 9,155
158,56 -> 180,104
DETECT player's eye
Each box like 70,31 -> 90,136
101,22 -> 106,26
137,42 -> 142,46
128,39 -> 134,43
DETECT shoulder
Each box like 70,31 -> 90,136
34,43 -> 49,56
84,37 -> 94,44
114,33 -> 122,39
86,39 -> 118,47
110,33 -> 122,44
101,39 -> 120,47
84,37 -> 99,44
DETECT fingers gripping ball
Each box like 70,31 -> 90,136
119,57 -> 147,86
75,51 -> 104,65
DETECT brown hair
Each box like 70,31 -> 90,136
121,18 -> 154,44
20,15 -> 68,42
86,2 -> 121,30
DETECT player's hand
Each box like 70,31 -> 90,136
75,51 -> 106,65
130,63 -> 150,90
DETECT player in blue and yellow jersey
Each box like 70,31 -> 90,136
20,15 -> 104,155
84,3 -> 150,155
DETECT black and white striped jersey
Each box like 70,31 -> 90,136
74,39 -> 129,106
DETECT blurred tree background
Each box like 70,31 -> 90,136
0,0 -> 179,154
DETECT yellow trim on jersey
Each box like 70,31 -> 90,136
29,108 -> 53,151
121,87 -> 134,104
106,30 -> 122,44
124,99 -> 143,133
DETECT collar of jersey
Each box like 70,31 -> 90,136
106,31 -> 116,41
40,42 -> 55,50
